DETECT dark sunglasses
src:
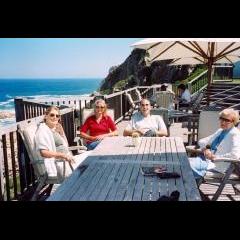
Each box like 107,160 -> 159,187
219,116 -> 233,123
96,106 -> 105,109
49,113 -> 60,118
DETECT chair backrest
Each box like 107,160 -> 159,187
150,108 -> 169,129
18,121 -> 47,178
191,90 -> 205,112
155,91 -> 175,109
198,110 -> 220,140
81,108 -> 115,124
125,92 -> 136,109
135,89 -> 142,102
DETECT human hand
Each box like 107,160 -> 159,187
64,154 -> 75,164
136,129 -> 145,136
204,149 -> 214,160
95,134 -> 107,141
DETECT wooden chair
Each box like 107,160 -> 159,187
125,92 -> 140,117
150,107 -> 170,136
155,91 -> 175,110
185,110 -> 240,201
18,120 -> 87,201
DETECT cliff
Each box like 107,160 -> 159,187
99,48 -> 195,93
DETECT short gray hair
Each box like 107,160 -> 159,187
219,108 -> 239,125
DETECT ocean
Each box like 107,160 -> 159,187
0,78 -> 102,128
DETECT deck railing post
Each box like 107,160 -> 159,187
0,136 -> 5,201
14,98 -> 25,122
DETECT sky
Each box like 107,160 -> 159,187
0,38 -> 142,79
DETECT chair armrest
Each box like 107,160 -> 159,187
185,146 -> 202,155
214,157 -> 240,163
68,146 -> 87,151
32,160 -> 45,165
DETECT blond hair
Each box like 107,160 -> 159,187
94,99 -> 108,116
44,106 -> 64,136
219,108 -> 239,125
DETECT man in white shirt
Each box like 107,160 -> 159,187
123,99 -> 168,137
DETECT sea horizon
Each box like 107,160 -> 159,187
0,78 -> 102,128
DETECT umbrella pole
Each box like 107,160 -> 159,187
206,61 -> 213,106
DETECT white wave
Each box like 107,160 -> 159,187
0,99 -> 14,106
0,118 -> 16,129
5,94 -> 12,98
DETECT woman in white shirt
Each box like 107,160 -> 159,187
34,106 -> 89,178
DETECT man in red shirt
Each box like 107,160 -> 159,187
80,99 -> 118,150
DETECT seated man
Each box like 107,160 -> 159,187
123,99 -> 168,137
189,108 -> 240,180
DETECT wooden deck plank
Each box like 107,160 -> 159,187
72,163 -> 109,201
175,137 -> 201,201
87,164 -> 117,201
141,137 -> 153,201
171,138 -> 187,201
132,138 -> 148,201
66,163 -> 104,201
114,139 -> 140,201
158,138 -> 169,197
47,163 -> 96,201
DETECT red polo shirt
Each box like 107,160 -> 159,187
80,115 -> 117,143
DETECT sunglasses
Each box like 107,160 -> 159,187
96,106 -> 105,109
219,116 -> 233,123
49,113 -> 60,118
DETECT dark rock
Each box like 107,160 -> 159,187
99,49 -> 196,93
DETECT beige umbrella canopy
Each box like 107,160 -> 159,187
132,38 -> 240,104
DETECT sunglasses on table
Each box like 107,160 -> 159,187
219,116 -> 233,123
49,113 -> 60,118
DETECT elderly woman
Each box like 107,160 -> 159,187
189,108 -> 240,179
80,99 -> 118,150
34,106 -> 89,178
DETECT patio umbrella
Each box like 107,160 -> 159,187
131,38 -> 240,104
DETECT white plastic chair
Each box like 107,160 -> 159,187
18,120 -> 87,201
155,91 -> 175,110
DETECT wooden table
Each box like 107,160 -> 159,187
47,137 -> 201,201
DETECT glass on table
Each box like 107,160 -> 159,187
132,132 -> 141,147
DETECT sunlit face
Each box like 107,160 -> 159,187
140,99 -> 151,117
95,102 -> 106,115
219,114 -> 234,130
45,109 -> 60,128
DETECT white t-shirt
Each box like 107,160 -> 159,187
125,112 -> 167,134
181,89 -> 191,103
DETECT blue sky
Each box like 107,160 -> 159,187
0,38 -> 142,79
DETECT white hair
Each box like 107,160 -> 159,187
220,108 -> 239,125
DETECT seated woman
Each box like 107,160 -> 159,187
189,108 -> 240,180
80,99 -> 118,150
34,106 -> 89,178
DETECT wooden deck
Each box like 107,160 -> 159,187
116,120 -> 240,201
